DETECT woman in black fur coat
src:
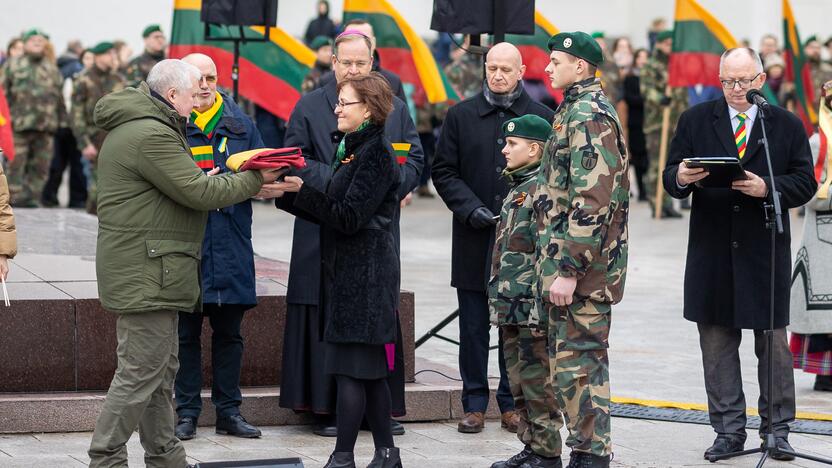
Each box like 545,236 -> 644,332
273,72 -> 402,468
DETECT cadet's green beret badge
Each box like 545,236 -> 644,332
547,31 -> 604,66
502,115 -> 552,142
89,41 -> 115,55
143,24 -> 163,38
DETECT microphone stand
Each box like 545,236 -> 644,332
708,103 -> 832,466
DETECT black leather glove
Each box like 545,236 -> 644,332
467,206 -> 498,229
659,95 -> 672,106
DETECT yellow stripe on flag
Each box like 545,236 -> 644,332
190,145 -> 213,156
674,0 -> 738,49
249,26 -> 316,67
534,10 -> 559,36
392,143 -> 411,152
344,0 -> 448,103
174,0 -> 201,11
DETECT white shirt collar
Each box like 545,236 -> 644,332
728,104 -> 758,124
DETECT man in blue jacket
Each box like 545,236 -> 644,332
173,53 -> 263,440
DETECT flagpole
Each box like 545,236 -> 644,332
654,85 -> 672,219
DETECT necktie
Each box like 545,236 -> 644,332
735,113 -> 748,159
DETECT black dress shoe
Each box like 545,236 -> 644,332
491,445 -> 534,468
520,453 -> 563,468
703,435 -> 744,460
815,375 -> 832,391
322,451 -> 356,468
215,414 -> 261,438
770,437 -> 795,461
565,452 -> 608,468
390,419 -> 405,436
175,417 -> 197,441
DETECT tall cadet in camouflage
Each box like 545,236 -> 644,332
489,114 -> 563,468
534,31 -> 629,468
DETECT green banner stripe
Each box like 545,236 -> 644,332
673,20 -> 728,55
343,12 -> 410,50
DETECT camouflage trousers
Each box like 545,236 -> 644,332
645,130 -> 672,211
9,130 -> 53,206
547,300 -> 612,457
502,324 -> 563,457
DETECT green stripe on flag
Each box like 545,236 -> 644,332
673,20 -> 728,55
343,12 -> 410,50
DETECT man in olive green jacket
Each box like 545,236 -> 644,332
88,59 -> 281,468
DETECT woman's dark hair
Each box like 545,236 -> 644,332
632,48 -> 649,68
6,37 -> 22,56
337,72 -> 394,126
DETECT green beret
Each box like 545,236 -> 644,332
591,31 -> 605,39
143,24 -> 162,38
656,30 -> 673,42
22,28 -> 49,41
804,35 -> 819,47
89,41 -> 114,55
309,35 -> 333,51
548,31 -> 604,66
502,115 -> 552,142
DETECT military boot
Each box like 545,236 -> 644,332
519,453 -> 563,468
566,452 -> 610,468
491,445 -> 533,468
366,447 -> 402,468
323,451 -> 356,468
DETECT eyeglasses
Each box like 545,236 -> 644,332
199,74 -> 217,84
335,56 -> 370,70
719,73 -> 761,90
336,100 -> 363,109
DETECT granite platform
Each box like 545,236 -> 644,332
0,208 -> 415,432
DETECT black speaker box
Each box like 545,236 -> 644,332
200,0 -> 278,26
430,0 -> 534,35
193,458 -> 304,468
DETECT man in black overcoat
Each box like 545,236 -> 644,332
277,30 -> 423,436
433,42 -> 554,434
662,47 -> 816,460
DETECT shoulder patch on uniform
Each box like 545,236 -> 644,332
581,151 -> 598,170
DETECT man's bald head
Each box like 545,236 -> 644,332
182,53 -> 219,112
485,42 -> 525,94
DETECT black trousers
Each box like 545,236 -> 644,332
697,323 -> 796,441
457,288 -> 513,413
42,128 -> 87,207
175,304 -> 247,419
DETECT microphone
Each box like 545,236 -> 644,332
746,89 -> 771,111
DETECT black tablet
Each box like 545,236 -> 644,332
682,156 -> 749,188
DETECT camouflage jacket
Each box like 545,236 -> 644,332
302,62 -> 330,95
640,49 -> 688,134
534,78 -> 629,306
0,54 -> 66,133
489,160 -> 541,328
444,55 -> 482,100
71,65 -> 126,151
598,54 -> 621,104
125,50 -> 164,87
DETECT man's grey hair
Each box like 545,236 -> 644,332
333,32 -> 373,58
147,59 -> 201,95
719,47 -> 764,74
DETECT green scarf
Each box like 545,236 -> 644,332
333,120 -> 371,169
190,92 -> 224,137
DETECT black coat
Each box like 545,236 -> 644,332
623,74 -> 647,169
662,98 -> 816,329
433,89 -> 554,292
282,79 -> 423,305
287,124 -> 401,344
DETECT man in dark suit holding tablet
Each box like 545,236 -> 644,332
662,47 -> 816,460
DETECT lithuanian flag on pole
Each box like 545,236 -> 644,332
342,0 -> 458,106
668,0 -> 737,88
0,87 -> 13,161
169,0 -> 316,120
505,10 -> 562,101
783,0 -> 818,135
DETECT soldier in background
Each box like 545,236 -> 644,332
126,25 -> 166,87
301,36 -> 332,94
70,41 -> 126,214
592,32 -> 622,105
805,36 -> 832,110
489,115 -> 561,468
640,30 -> 687,218
535,32 -> 629,468
0,28 -> 66,207
444,37 -> 482,100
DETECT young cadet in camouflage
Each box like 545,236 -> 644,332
0,29 -> 66,207
489,114 -> 563,468
640,30 -> 687,218
126,25 -> 166,87
535,31 -> 629,468
71,42 -> 126,214
444,47 -> 482,99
